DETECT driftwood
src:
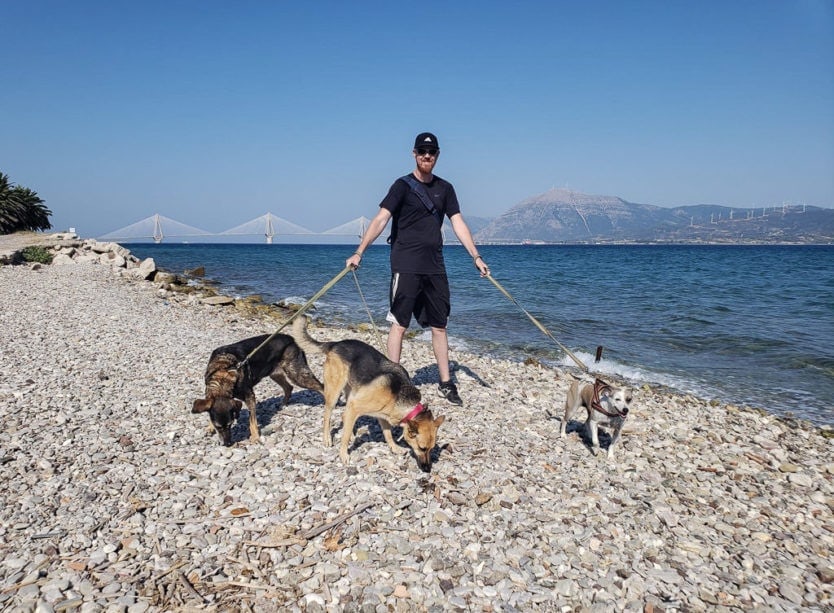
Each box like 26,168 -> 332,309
31,530 -> 67,540
177,570 -> 207,604
302,501 -> 375,540
244,537 -> 308,549
241,501 -> 375,550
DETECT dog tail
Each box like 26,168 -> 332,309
289,315 -> 326,356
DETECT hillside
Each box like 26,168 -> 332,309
474,189 -> 834,244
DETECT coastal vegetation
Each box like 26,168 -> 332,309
0,171 -> 52,234
18,245 -> 53,264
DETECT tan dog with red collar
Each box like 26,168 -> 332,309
560,377 -> 631,458
289,316 -> 446,472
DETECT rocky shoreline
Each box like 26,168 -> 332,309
0,234 -> 832,611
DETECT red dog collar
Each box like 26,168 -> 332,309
400,403 -> 425,423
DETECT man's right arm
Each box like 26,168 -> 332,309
346,208 -> 392,269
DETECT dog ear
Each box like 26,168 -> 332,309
434,414 -> 446,427
192,398 -> 211,414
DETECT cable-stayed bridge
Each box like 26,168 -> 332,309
98,214 -> 213,243
321,216 -> 371,239
218,213 -> 314,244
99,213 -> 385,244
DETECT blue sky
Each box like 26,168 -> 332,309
2,1 -> 832,238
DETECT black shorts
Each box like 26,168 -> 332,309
387,272 -> 450,329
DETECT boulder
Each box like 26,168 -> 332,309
201,295 -> 235,306
51,253 -> 75,266
89,241 -> 116,254
134,258 -> 157,280
154,272 -> 180,286
99,251 -> 126,268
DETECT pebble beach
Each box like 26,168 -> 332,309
0,235 -> 832,612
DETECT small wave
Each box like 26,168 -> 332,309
446,334 -> 474,353
665,314 -> 717,326
276,295 -> 330,308
555,351 -> 720,401
413,330 -> 476,354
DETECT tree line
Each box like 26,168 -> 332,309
0,172 -> 52,234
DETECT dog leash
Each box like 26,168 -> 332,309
237,265 -> 353,369
351,268 -> 386,352
485,273 -> 589,372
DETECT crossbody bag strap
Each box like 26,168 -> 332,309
401,175 -> 443,226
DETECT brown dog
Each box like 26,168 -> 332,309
192,334 -> 323,446
289,316 -> 445,472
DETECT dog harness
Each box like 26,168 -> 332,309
400,402 -> 425,423
591,378 -> 627,418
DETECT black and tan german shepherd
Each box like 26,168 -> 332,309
289,316 -> 445,472
192,334 -> 323,446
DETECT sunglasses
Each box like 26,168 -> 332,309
416,148 -> 439,157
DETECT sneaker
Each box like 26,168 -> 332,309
439,380 -> 463,406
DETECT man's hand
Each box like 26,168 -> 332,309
473,255 -> 489,277
347,252 -> 362,269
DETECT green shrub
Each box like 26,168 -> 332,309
19,246 -> 53,264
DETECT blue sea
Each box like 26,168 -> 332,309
125,243 -> 834,426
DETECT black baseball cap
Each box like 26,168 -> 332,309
414,132 -> 439,150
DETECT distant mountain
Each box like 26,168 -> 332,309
441,214 -> 493,242
458,214 -> 493,235
474,188 -> 834,244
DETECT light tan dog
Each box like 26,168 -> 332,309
560,377 -> 631,458
289,316 -> 445,472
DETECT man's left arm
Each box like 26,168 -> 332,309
449,213 -> 489,277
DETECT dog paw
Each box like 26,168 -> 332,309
339,451 -> 350,465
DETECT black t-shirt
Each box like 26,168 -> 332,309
380,174 -> 460,274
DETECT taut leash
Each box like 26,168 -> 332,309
485,273 -> 589,373
351,269 -> 385,353
237,265 -> 353,369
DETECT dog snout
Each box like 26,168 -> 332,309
216,428 -> 233,446
622,407 -> 629,416
415,452 -> 433,472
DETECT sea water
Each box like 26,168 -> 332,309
127,242 -> 834,426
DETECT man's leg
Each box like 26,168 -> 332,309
432,326 -> 462,405
387,322 -> 407,363
431,326 -> 451,382
387,272 -> 413,363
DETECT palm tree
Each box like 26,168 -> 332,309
0,172 -> 52,234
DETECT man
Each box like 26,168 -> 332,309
346,132 -> 489,406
